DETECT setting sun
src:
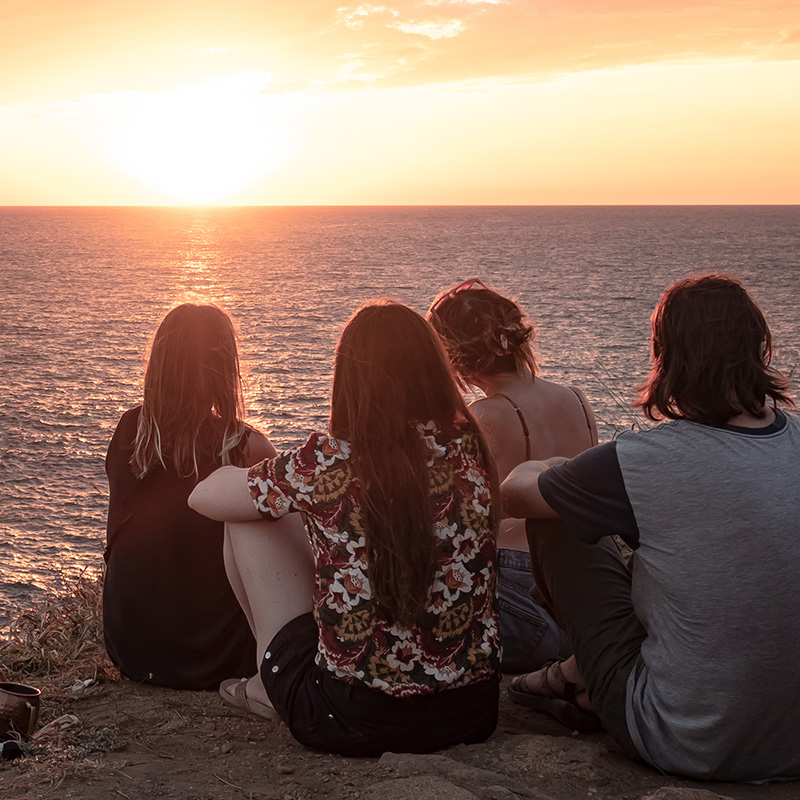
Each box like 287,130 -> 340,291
1,1 -> 799,204
89,81 -> 298,204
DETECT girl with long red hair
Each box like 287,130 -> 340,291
190,300 -> 501,756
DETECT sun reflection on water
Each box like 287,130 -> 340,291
172,216 -> 229,307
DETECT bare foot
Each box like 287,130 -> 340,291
219,675 -> 278,719
242,674 -> 271,707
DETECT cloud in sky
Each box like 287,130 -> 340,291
2,1 -> 799,204
3,1 -> 800,105
392,19 -> 465,38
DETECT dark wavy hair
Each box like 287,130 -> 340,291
330,300 -> 498,627
132,304 -> 247,479
637,274 -> 793,427
427,281 -> 536,388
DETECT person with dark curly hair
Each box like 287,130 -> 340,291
502,275 -> 800,781
428,279 -> 597,675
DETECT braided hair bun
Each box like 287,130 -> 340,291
428,282 -> 536,385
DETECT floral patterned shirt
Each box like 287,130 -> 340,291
246,422 -> 500,698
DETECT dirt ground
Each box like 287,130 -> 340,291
2,676 -> 797,800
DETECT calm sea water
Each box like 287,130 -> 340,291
1,206 -> 799,611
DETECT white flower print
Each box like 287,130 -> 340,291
422,661 -> 464,684
431,560 -> 475,605
284,459 -> 313,496
328,565 -> 371,612
434,521 -> 458,542
344,534 -> 368,568
449,529 -> 479,563
316,436 -> 351,467
415,420 -> 446,463
386,640 -> 421,673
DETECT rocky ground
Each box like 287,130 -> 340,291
2,676 -> 797,800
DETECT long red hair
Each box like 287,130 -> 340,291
329,300 -> 498,627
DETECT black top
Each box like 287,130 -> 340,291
103,406 -> 256,689
538,410 -> 789,552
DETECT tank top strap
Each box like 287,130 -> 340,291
491,392 -> 531,461
568,386 -> 596,442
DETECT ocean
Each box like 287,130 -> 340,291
1,205 -> 799,611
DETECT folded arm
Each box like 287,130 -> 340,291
188,465 -> 261,522
500,457 -> 568,519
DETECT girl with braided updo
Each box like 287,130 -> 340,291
428,279 -> 597,674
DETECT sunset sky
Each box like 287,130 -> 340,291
2,1 -> 799,205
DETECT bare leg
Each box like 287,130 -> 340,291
223,514 -> 314,708
224,528 -> 254,633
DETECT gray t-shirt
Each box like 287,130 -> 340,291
539,411 -> 800,781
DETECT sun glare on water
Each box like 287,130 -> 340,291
92,84 -> 296,204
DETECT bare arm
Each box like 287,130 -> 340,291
188,465 -> 261,522
500,457 -> 568,519
570,386 -> 599,447
243,429 -> 278,464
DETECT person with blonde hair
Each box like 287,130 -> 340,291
428,279 -> 597,677
103,303 -> 274,689
190,301 -> 501,756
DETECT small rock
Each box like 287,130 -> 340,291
219,741 -> 232,754
484,786 -> 519,800
364,776 -> 478,800
276,764 -> 295,775
640,789 -> 735,800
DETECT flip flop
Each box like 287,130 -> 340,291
508,662 -> 603,733
219,678 -> 280,721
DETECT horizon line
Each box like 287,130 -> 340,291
2,203 -> 799,210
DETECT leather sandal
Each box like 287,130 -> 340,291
508,661 -> 603,732
219,678 -> 280,721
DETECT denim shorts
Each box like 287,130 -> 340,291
260,612 -> 499,757
497,548 -> 572,674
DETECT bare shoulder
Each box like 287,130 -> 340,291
535,378 -> 593,409
470,395 -> 523,436
469,395 -> 530,473
532,378 -> 598,448
471,394 -> 511,421
243,428 -> 278,465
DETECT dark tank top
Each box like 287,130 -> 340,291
103,406 -> 255,689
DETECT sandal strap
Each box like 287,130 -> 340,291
542,661 -> 579,704
233,679 -> 249,704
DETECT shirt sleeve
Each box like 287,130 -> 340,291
537,441 -> 640,549
246,435 -> 320,520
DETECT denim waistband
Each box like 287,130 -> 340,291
497,547 -> 532,570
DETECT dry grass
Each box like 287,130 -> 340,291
0,569 -> 120,698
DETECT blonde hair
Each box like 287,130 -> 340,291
132,304 -> 247,479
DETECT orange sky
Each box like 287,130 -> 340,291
2,1 -> 799,204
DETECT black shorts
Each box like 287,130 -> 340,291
260,612 -> 499,757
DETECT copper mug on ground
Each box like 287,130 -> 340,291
0,683 -> 41,739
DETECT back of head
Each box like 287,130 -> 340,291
132,303 -> 246,478
637,274 -> 792,426
427,280 -> 536,387
330,300 -> 468,442
330,300 -> 497,627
